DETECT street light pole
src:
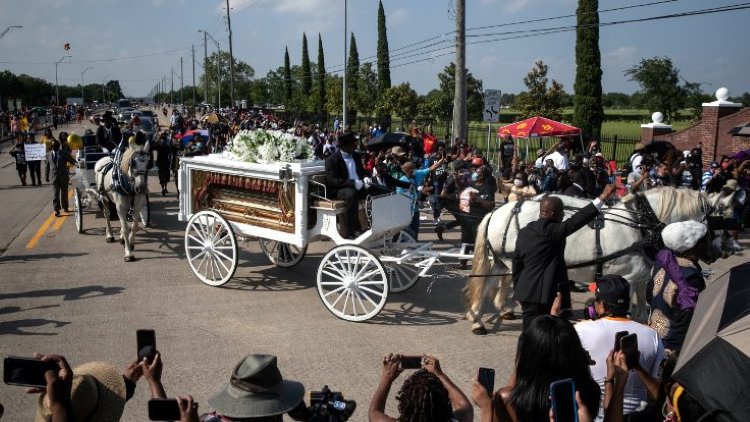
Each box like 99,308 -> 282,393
81,66 -> 93,105
226,0 -> 235,106
342,0 -> 348,131
200,31 -> 222,110
55,55 -> 72,106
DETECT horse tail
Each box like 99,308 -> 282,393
464,211 -> 493,309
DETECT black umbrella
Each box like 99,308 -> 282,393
367,132 -> 419,152
672,262 -> 750,421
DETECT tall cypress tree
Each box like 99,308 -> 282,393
347,32 -> 360,116
283,47 -> 292,106
317,33 -> 327,121
377,0 -> 391,95
301,33 -> 312,96
572,0 -> 603,143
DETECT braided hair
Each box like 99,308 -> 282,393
395,369 -> 453,422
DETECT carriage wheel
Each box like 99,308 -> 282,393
73,187 -> 83,234
259,239 -> 306,268
382,230 -> 422,293
184,210 -> 238,286
317,244 -> 388,322
140,194 -> 150,228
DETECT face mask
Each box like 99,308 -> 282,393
471,172 -> 479,182
514,179 -> 524,187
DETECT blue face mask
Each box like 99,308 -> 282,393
471,172 -> 479,182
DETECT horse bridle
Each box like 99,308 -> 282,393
129,151 -> 149,178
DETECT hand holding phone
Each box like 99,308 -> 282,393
137,329 -> 157,364
613,331 -> 629,352
477,367 -> 495,395
619,333 -> 639,370
148,398 -> 181,421
550,378 -> 578,422
4,356 -> 60,388
399,356 -> 422,370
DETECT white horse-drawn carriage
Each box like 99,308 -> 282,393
177,155 -> 471,321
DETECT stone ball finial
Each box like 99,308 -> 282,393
716,87 -> 730,101
652,112 -> 664,124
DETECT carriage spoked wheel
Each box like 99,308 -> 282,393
73,187 -> 83,234
258,239 -> 307,268
317,244 -> 389,322
185,210 -> 238,286
381,230 -> 422,293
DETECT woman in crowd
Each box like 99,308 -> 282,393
472,315 -> 600,422
507,171 -> 538,202
369,354 -> 473,422
154,131 -> 172,195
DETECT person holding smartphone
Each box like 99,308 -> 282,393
369,353 -> 473,422
575,275 -> 665,421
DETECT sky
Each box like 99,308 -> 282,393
1,0 -> 749,101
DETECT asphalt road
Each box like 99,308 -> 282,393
0,117 -> 746,421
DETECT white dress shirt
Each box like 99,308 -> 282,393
341,152 -> 360,182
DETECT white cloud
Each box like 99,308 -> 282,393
603,46 -> 638,65
388,8 -> 409,26
272,0 -> 332,15
503,0 -> 530,14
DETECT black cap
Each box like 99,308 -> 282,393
594,274 -> 630,308
337,132 -> 357,146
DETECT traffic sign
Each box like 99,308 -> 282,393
483,89 -> 501,123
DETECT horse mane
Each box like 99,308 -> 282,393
621,187 -> 704,223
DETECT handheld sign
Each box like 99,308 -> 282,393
24,143 -> 46,161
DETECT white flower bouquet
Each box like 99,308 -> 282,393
227,129 -> 313,164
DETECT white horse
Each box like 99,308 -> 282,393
465,187 -> 719,334
94,142 -> 150,262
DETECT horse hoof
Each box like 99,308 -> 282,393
106,237 -> 115,243
472,326 -> 488,335
501,312 -> 516,321
124,256 -> 135,262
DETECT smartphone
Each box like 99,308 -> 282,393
3,356 -> 59,388
399,356 -> 423,369
620,333 -> 639,369
613,331 -> 629,352
148,399 -> 181,421
550,378 -> 578,422
477,367 -> 495,394
137,329 -> 157,364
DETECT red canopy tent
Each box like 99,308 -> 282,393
496,116 -> 580,138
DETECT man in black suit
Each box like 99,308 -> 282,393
512,184 -> 617,330
325,132 -> 372,239
47,140 -> 77,217
96,111 -> 123,153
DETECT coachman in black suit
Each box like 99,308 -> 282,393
324,133 -> 371,239
96,111 -> 124,153
512,185 -> 617,330
47,140 -> 77,217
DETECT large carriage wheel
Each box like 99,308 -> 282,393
185,210 -> 238,286
317,244 -> 389,322
382,230 -> 422,293
73,187 -> 83,233
259,239 -> 306,268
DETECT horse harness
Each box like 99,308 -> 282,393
483,193 -> 671,279
100,149 -> 148,196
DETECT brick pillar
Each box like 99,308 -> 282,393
640,112 -> 672,144
701,88 -> 743,161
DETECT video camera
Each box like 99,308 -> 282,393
288,385 -> 356,422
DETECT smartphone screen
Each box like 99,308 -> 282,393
4,357 -> 59,388
620,333 -> 639,369
148,399 -> 181,421
137,329 -> 157,364
613,331 -> 629,352
550,378 -> 578,422
399,356 -> 422,369
477,367 -> 495,394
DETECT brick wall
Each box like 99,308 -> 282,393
642,105 -> 750,168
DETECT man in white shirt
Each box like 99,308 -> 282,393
324,133 -> 372,239
545,145 -> 569,171
575,275 -> 665,421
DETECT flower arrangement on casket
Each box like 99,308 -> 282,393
227,129 -> 313,164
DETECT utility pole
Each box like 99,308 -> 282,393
55,55 -> 72,106
203,31 -> 208,106
226,0 -> 235,106
170,67 -> 174,105
81,66 -> 93,105
192,44 -> 196,105
180,57 -> 184,105
342,0 -> 348,131
451,0 -> 467,144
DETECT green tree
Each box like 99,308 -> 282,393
301,33 -> 312,97
624,56 -> 683,122
514,60 -> 565,121
357,62 -> 378,116
283,47 -> 293,107
377,0 -> 391,95
326,74 -> 343,115
682,81 -> 713,121
346,32 -> 360,116
417,89 -> 453,124
199,51 -> 254,107
375,82 -> 419,122
572,0 -> 603,142
317,33 -> 327,122
437,63 -> 484,121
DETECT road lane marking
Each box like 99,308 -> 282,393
26,213 -> 56,249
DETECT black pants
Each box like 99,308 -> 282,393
28,161 -> 41,185
52,179 -> 69,211
336,187 -> 361,236
521,302 -> 552,331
